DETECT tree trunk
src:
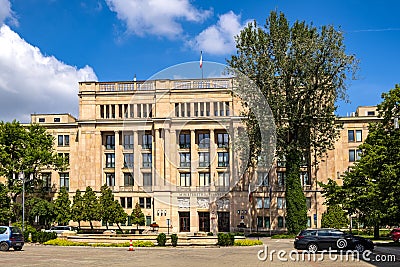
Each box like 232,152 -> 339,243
90,221 -> 93,230
374,224 -> 380,239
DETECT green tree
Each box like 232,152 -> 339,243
99,184 -> 115,229
53,187 -> 71,225
0,121 -> 67,206
26,197 -> 55,228
131,202 -> 145,230
320,84 -> 400,238
71,189 -> 84,229
82,186 -> 101,230
0,182 -> 11,224
228,11 -> 358,234
321,205 -> 349,229
110,200 -> 128,231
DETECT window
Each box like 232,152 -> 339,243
256,198 -> 263,209
356,130 -> 362,142
143,173 -> 152,186
278,216 -> 284,228
348,130 -> 355,142
218,152 -> 229,167
106,153 -> 115,168
146,216 -> 151,226
367,111 -> 375,116
180,153 -> 191,168
300,171 -> 310,186
139,197 -> 152,209
146,197 -> 152,209
106,173 -> 115,186
142,134 -> 152,149
58,135 -> 70,146
58,153 -> 69,165
180,173 -> 191,187
54,117 -> 61,122
42,173 -> 51,191
106,135 -> 115,149
59,173 -> 69,191
277,155 -> 286,167
277,172 -> 285,187
123,134 -> 134,149
225,102 -> 230,116
124,153 -> 134,168
218,172 -> 229,187
217,133 -> 229,148
214,102 -> 219,116
198,152 -> 210,167
349,149 -> 362,162
257,216 -> 263,227
127,197 -> 132,209
277,197 -> 285,209
39,118 -> 45,123
198,133 -> 210,149
257,172 -> 269,186
179,133 -> 190,149
120,197 -> 126,208
124,173 -> 134,186
264,217 -> 270,228
199,172 -> 210,186
307,217 -> 312,228
306,197 -> 312,210
264,198 -> 270,209
142,153 -> 152,168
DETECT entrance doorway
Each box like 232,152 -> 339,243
217,212 -> 230,232
198,212 -> 210,232
179,212 -> 190,232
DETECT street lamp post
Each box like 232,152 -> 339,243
18,172 -> 25,233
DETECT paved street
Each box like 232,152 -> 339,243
0,239 -> 398,267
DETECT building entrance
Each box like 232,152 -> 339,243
217,212 -> 230,232
179,212 -> 190,232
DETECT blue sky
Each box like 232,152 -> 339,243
1,0 -> 399,122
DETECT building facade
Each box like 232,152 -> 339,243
30,78 -> 379,233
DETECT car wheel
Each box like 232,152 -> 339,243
354,243 -> 365,253
0,242 -> 10,251
307,243 -> 318,253
13,246 -> 22,251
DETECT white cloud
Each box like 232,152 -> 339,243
191,11 -> 250,55
105,0 -> 212,38
0,0 -> 17,25
0,25 -> 97,122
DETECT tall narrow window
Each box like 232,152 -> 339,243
198,152 -> 210,167
124,153 -> 134,168
106,153 -> 115,168
143,173 -> 152,186
106,173 -> 115,186
180,173 -> 191,187
199,172 -> 210,186
217,133 -> 229,148
106,135 -> 115,149
123,134 -> 134,149
180,153 -> 191,168
58,135 -> 70,146
124,173 -> 134,186
218,172 -> 229,187
356,130 -> 362,142
179,133 -> 191,148
300,171 -> 310,186
142,153 -> 152,168
59,173 -> 69,191
349,150 -> 356,162
142,134 -> 152,149
277,172 -> 285,187
257,172 -> 269,186
198,133 -> 210,149
218,152 -> 229,167
348,130 -> 355,142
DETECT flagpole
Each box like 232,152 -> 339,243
200,51 -> 203,80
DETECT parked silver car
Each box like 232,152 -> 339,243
44,226 -> 77,235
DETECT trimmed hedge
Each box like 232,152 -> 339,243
217,233 -> 235,246
44,239 -> 155,247
156,233 -> 167,246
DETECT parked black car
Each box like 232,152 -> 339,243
294,228 -> 374,253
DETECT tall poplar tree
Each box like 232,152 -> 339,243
53,187 -> 71,225
82,186 -> 101,230
228,11 -> 358,233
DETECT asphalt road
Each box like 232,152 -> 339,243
0,238 -> 398,267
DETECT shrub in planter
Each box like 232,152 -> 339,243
217,233 -> 235,246
171,234 -> 178,247
157,233 -> 167,246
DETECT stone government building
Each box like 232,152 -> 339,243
29,77 -> 378,233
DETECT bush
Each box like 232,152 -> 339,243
32,231 -> 57,243
44,239 -> 155,247
234,239 -> 263,246
156,233 -> 167,246
44,239 -> 87,246
171,234 -> 178,247
247,232 -> 269,237
207,232 -> 213,236
217,233 -> 235,246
